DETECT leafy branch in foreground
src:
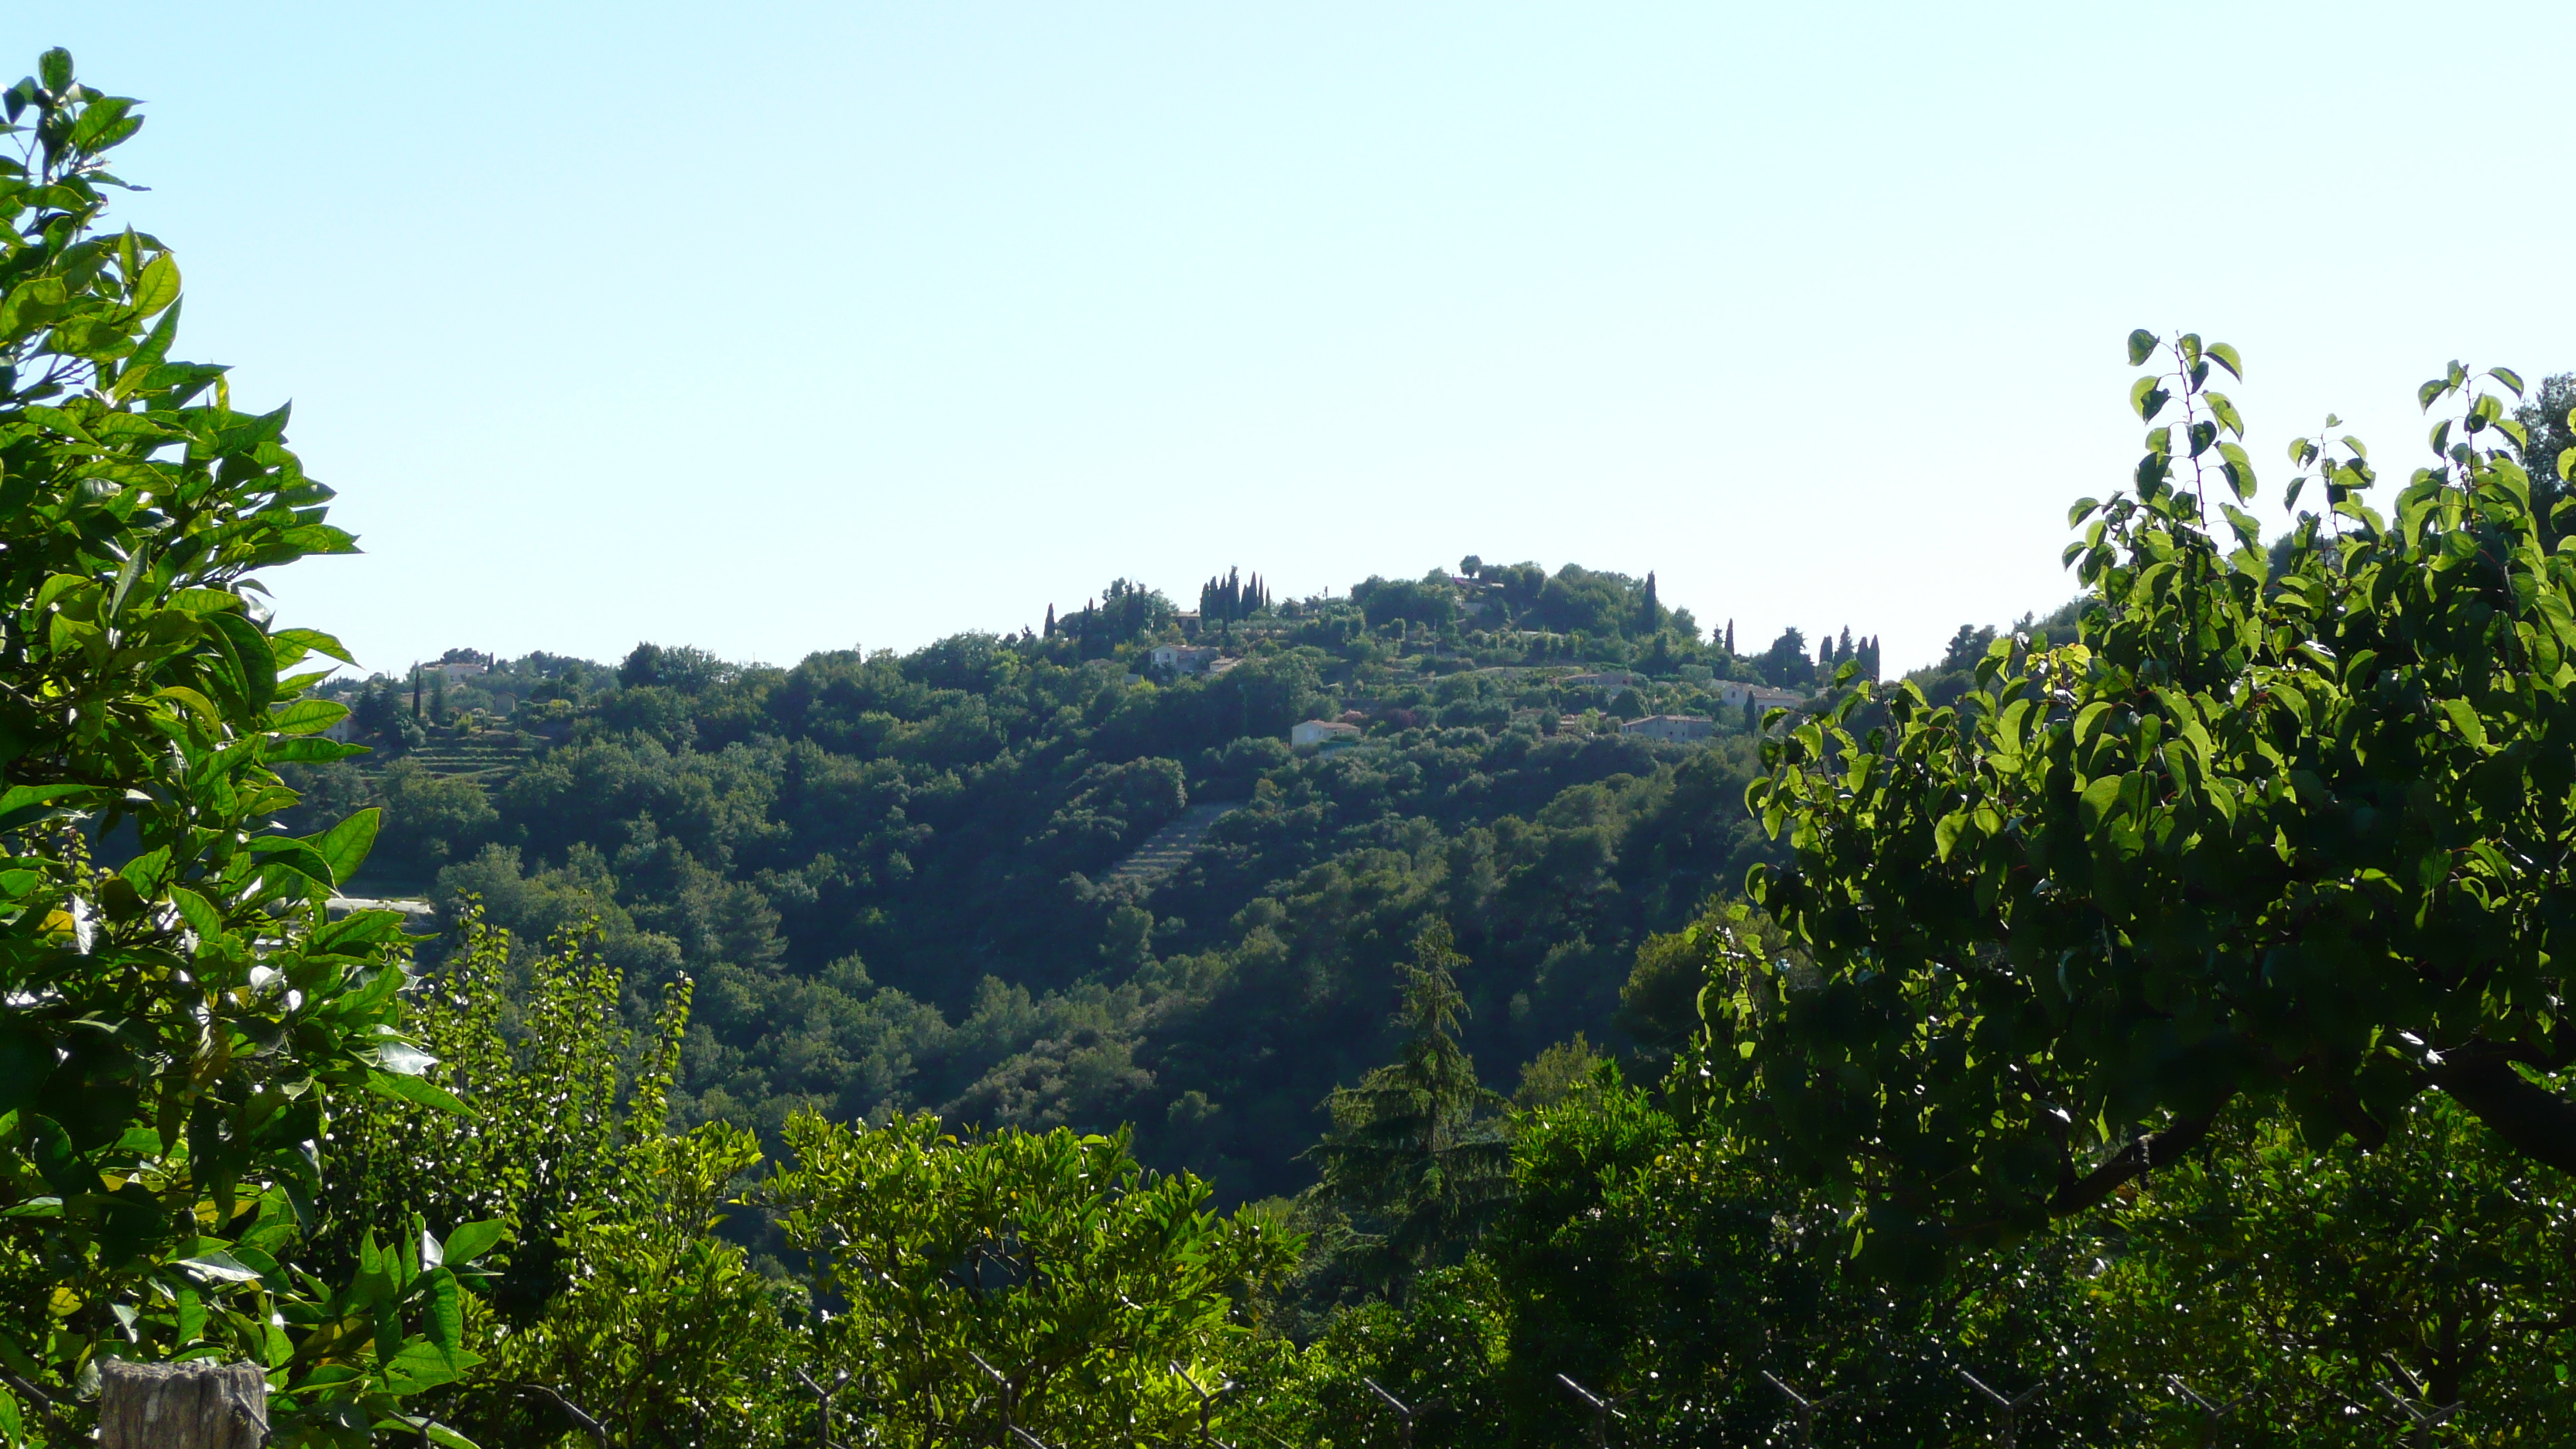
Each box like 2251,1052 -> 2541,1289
1708,330 -> 2576,1276
0,45 -> 492,1445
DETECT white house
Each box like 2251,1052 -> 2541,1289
1621,714 -> 1716,744
1291,719 -> 1365,748
1714,681 -> 1807,713
1148,643 -> 1223,676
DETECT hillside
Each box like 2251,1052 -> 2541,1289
293,565 -> 1957,1197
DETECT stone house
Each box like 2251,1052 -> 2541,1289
1621,714 -> 1716,744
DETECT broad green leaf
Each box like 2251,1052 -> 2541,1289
271,626 -> 356,667
267,698 -> 349,735
176,1251 -> 264,1284
439,1220 -> 508,1266
313,808 -> 379,885
129,252 -> 177,317
0,783 -> 104,832
2439,697 -> 2489,749
361,1069 -> 474,1118
2078,773 -> 2123,827
2126,329 -> 2157,365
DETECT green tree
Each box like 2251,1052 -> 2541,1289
2092,1095 -> 2576,1444
0,48 -> 496,1444
2512,370 -> 2576,546
768,1111 -> 1294,1447
1756,626 -> 1812,689
1303,922 -> 1512,1293
1714,331 -> 2576,1278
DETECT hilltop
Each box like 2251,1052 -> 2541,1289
293,562 -> 2005,1197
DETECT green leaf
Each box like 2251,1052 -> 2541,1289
2419,377 -> 2451,410
247,838 -> 335,886
268,699 -> 349,736
170,887 -> 223,940
38,49 -> 70,94
205,609 -> 277,716
382,1337 -> 480,1392
176,1251 -> 265,1284
129,253 -> 177,317
313,809 -> 379,886
2126,329 -> 2158,366
361,1070 -> 475,1118
2130,377 -> 2170,421
0,783 -> 105,832
2078,774 -> 2123,827
439,1219 -> 508,1266
264,738 -> 368,764
271,626 -> 356,667
2440,697 -> 2489,750
2207,341 -> 2242,379
2490,366 -> 2525,394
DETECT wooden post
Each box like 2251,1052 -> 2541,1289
98,1360 -> 267,1449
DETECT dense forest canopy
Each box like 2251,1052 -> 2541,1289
296,556 -> 1947,1199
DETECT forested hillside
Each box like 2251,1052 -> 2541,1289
297,571 -> 1950,1197
24,48 -> 2576,1446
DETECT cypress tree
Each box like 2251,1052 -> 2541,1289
1725,619 -> 1736,654
1640,571 -> 1661,634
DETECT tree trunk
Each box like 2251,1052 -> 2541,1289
98,1359 -> 267,1449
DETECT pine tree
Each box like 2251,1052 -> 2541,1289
1303,920 -> 1510,1293
1838,625 -> 1855,664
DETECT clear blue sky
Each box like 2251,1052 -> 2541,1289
26,3 -> 2576,677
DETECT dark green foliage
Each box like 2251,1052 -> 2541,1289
1303,923 -> 1510,1293
1758,625 -> 1812,688
1351,573 -> 1458,629
307,625 -> 1783,1199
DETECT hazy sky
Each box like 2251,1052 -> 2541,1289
25,4 -> 2576,677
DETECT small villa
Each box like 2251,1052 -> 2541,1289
1148,643 -> 1224,675
1291,719 -> 1365,748
1621,714 -> 1716,743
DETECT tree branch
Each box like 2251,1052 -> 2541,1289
513,1382 -> 610,1449
2045,1102 -> 2228,1217
2429,1050 -> 2576,1176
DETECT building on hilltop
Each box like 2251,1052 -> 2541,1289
1564,670 -> 1642,695
1621,714 -> 1716,744
1714,680 -> 1807,712
1147,643 -> 1223,676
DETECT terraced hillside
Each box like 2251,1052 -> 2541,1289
1105,802 -> 1238,887
381,727 -> 537,786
